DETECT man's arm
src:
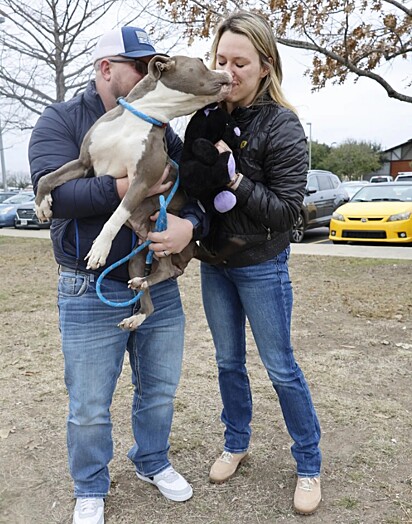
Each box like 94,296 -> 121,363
29,104 -> 122,218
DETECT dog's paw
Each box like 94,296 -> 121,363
85,240 -> 110,269
35,194 -> 53,222
118,315 -> 144,331
128,277 -> 148,290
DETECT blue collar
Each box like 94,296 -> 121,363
117,97 -> 167,128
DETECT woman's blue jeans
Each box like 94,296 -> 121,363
58,269 -> 185,498
201,248 -> 321,477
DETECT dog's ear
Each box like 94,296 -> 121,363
148,55 -> 174,80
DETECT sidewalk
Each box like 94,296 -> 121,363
0,228 -> 50,240
0,227 -> 411,260
291,242 -> 412,260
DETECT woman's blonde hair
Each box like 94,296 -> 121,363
210,11 -> 296,113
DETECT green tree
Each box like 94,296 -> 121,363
311,141 -> 332,170
322,140 -> 382,179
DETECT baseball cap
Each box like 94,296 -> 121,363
92,26 -> 166,63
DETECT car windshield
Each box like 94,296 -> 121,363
0,193 -> 17,203
351,185 -> 412,203
2,193 -> 34,204
341,183 -> 368,199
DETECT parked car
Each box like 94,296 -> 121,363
329,182 -> 412,245
0,192 -> 35,228
0,190 -> 19,204
395,172 -> 412,182
14,201 -> 51,229
290,170 -> 346,243
338,181 -> 370,201
370,175 -> 393,183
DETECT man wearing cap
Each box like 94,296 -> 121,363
29,26 -> 205,524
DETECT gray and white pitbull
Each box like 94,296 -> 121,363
35,55 -> 232,329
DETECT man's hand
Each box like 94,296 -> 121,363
116,177 -> 130,199
214,139 -> 231,154
147,213 -> 194,256
115,164 -> 173,200
147,164 -> 174,198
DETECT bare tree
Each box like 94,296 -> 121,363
0,0 -> 170,131
156,0 -> 412,104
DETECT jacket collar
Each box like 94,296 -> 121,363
83,80 -> 106,119
230,92 -> 273,125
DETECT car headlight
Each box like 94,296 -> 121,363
0,206 -> 13,215
332,212 -> 345,221
388,211 -> 411,222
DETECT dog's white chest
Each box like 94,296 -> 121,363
89,112 -> 152,178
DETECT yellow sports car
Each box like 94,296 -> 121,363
329,183 -> 412,244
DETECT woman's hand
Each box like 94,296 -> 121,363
147,213 -> 194,256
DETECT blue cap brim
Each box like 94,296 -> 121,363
120,51 -> 169,59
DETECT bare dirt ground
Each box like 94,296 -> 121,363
0,236 -> 411,524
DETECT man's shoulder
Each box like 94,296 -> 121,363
35,81 -> 104,145
49,81 -> 101,118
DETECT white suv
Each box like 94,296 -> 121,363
394,172 -> 412,182
370,175 -> 393,183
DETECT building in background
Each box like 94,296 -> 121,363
368,139 -> 412,180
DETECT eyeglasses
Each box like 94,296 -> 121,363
107,58 -> 148,76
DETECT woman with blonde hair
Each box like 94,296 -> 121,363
199,11 -> 322,515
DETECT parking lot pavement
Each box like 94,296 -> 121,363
0,227 -> 411,260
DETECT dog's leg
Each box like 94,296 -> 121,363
35,159 -> 90,221
118,290 -> 154,331
118,254 -> 154,331
85,177 -> 151,269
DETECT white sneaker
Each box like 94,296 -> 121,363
136,466 -> 193,502
73,498 -> 104,524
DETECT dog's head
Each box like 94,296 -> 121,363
142,55 -> 233,120
148,55 -> 232,97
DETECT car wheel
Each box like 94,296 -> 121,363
290,214 -> 305,243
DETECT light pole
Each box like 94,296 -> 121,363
306,122 -> 312,170
0,16 -> 7,191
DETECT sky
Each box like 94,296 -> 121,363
2,40 -> 411,175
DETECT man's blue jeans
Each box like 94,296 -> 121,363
201,248 -> 321,477
58,269 -> 185,498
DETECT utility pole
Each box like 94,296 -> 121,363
0,16 -> 7,191
306,122 -> 312,171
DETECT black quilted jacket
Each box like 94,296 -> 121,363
199,99 -> 308,267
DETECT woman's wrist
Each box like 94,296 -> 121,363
227,172 -> 243,190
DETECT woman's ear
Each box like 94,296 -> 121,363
261,56 -> 273,78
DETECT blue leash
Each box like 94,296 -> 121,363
96,170 -> 179,308
117,98 -> 167,128
95,98 -> 176,308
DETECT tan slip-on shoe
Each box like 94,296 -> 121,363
293,476 -> 321,515
209,451 -> 249,484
